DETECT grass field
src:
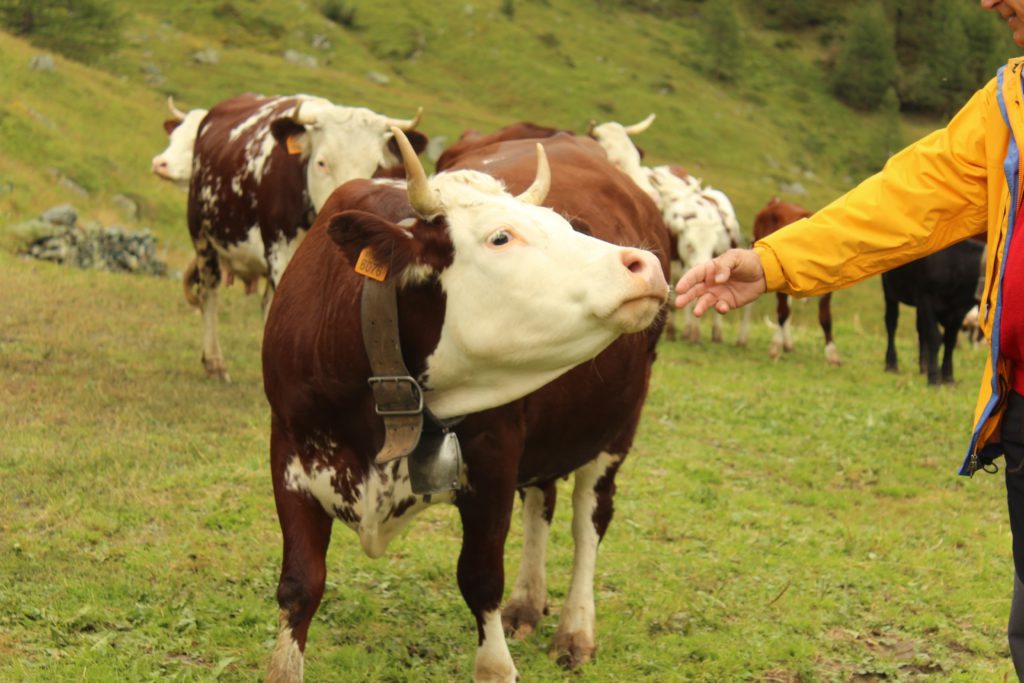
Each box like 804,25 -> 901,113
0,248 -> 1012,682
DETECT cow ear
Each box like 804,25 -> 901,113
634,144 -> 646,161
327,210 -> 420,282
270,117 -> 308,154
387,130 -> 429,160
163,119 -> 182,135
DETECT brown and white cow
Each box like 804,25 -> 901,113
589,115 -> 749,345
152,97 -> 207,186
261,131 -> 670,682
186,93 -> 427,380
434,121 -> 571,172
753,196 -> 841,366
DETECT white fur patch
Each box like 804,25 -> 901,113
474,609 -> 518,683
283,455 -> 452,558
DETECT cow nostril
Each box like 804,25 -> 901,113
620,249 -> 647,274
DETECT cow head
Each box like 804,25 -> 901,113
152,97 -> 207,185
588,114 -> 658,201
328,130 -> 669,418
270,100 -> 428,212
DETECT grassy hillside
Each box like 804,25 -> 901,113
0,0 -> 945,267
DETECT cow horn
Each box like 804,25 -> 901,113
293,101 -> 317,126
391,126 -> 442,218
586,119 -> 598,136
623,112 -> 656,135
385,106 -> 423,131
167,96 -> 186,122
515,143 -> 551,206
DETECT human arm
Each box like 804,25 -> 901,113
746,82 -> 994,299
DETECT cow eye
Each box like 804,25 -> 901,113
488,230 -> 512,247
316,159 -> 328,170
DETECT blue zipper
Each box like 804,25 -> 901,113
962,64 -> 1019,476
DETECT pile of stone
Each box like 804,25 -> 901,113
7,204 -> 167,277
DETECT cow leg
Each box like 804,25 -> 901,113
266,435 -> 333,682
884,291 -> 899,372
735,301 -> 751,347
665,263 -> 681,342
456,459 -> 519,682
768,293 -> 790,359
940,315 -> 960,384
711,309 -> 724,343
683,301 -> 701,343
194,238 -> 230,381
552,452 -> 624,669
503,483 -> 556,638
916,304 -> 942,385
262,278 -> 276,323
819,293 -> 840,366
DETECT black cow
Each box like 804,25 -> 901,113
883,239 -> 984,384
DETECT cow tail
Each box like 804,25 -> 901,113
182,257 -> 201,309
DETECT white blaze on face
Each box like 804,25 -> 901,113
151,109 -> 207,184
295,103 -> 399,211
419,170 -> 668,419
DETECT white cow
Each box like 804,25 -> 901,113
589,114 -> 749,344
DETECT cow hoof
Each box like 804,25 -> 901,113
473,660 -> 519,683
824,344 -> 841,367
551,633 -> 595,669
711,331 -> 723,343
502,601 -> 547,639
202,356 -> 231,382
783,341 -> 795,353
885,364 -> 898,373
768,342 -> 782,360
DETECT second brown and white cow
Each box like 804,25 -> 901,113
261,131 -> 669,682
185,93 -> 426,380
753,196 -> 841,366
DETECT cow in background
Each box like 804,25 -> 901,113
648,166 -> 744,342
435,121 -> 571,172
186,93 -> 427,381
588,114 -> 748,344
261,131 -> 669,682
883,239 -> 984,384
753,197 -> 841,366
151,97 -> 207,186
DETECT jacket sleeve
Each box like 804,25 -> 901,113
755,81 -> 995,297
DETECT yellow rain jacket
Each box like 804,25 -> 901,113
753,60 -> 1024,476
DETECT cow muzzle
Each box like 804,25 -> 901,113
606,247 -> 668,332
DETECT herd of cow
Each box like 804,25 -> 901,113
149,93 -> 985,682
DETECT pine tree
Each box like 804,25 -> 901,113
884,0 -> 971,115
831,3 -> 896,111
761,0 -> 839,29
701,0 -> 742,83
0,0 -> 122,64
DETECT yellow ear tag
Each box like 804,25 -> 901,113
354,248 -> 389,282
286,135 -> 302,155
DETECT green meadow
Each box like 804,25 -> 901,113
0,1 -> 1015,680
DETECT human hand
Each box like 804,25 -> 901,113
674,248 -> 767,315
